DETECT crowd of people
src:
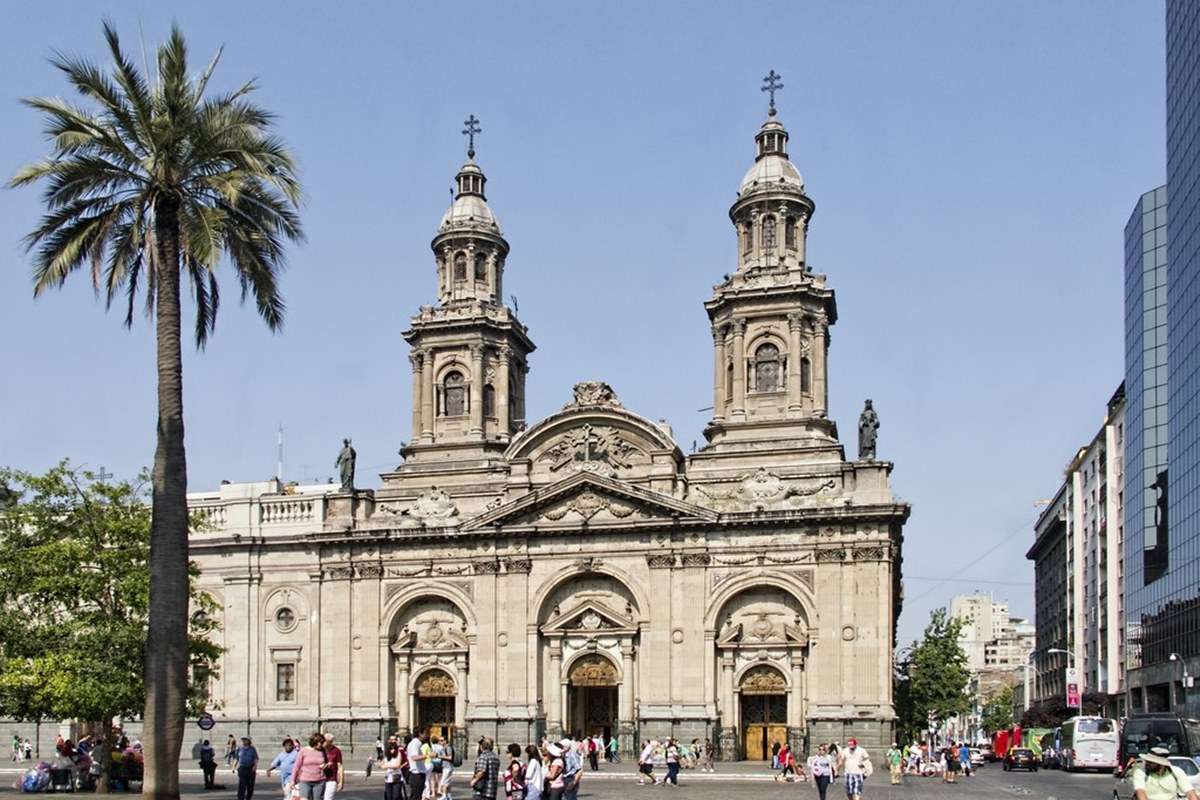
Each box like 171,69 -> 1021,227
767,739 -> 873,800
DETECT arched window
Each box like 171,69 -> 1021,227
762,216 -> 777,252
753,343 -> 781,392
474,253 -> 487,280
442,371 -> 465,416
483,384 -> 495,417
743,223 -> 753,256
726,361 -> 734,401
785,217 -> 797,249
801,356 -> 812,394
453,252 -> 467,281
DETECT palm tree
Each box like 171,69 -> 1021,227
10,22 -> 302,799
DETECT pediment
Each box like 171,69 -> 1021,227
460,472 -> 718,531
541,599 -> 637,635
717,618 -> 811,648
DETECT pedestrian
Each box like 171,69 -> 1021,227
383,743 -> 404,800
407,728 -> 429,800
885,743 -> 902,786
772,740 -> 782,771
227,735 -> 239,767
637,739 -> 656,786
268,739 -> 299,799
809,744 -> 833,800
470,737 -> 500,800
523,746 -> 544,800
428,735 -> 446,799
544,743 -> 566,800
586,736 -> 599,772
837,738 -> 871,800
504,743 -> 525,800
234,737 -> 260,800
199,739 -> 218,790
377,738 -> 385,763
320,734 -> 343,800
290,733 -> 327,800
607,737 -> 619,765
559,737 -> 582,800
958,741 -> 971,777
942,745 -> 958,784
664,738 -> 680,787
1128,746 -> 1199,800
441,739 -> 457,800
23,739 -> 32,761
701,739 -> 715,773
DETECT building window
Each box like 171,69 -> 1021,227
785,217 -> 797,249
743,223 -> 753,256
801,356 -> 812,394
443,371 -> 466,417
483,384 -> 495,417
753,343 -> 781,392
275,607 -> 296,632
726,361 -> 734,401
453,253 -> 467,281
276,663 -> 296,702
474,254 -> 487,281
762,216 -> 777,252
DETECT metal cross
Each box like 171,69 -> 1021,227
462,114 -> 481,157
761,70 -> 784,115
96,466 -> 114,482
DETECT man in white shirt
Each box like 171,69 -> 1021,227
406,728 -> 428,800
638,740 -> 657,786
838,738 -> 872,800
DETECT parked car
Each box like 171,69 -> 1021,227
980,744 -> 996,763
969,748 -> 985,766
1169,757 -> 1200,793
1003,748 -> 1038,772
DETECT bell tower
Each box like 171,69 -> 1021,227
703,72 -> 838,450
401,116 -> 535,463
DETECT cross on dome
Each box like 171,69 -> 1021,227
761,70 -> 783,116
462,114 -> 481,158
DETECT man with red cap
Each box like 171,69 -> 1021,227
837,738 -> 872,800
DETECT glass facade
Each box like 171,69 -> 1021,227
1126,2 -> 1200,709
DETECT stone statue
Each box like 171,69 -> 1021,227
335,438 -> 356,492
858,399 -> 879,460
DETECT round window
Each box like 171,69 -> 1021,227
275,607 -> 296,632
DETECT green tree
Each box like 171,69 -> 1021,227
0,462 -> 220,793
9,23 -> 302,798
894,608 -> 971,740
980,684 -> 1015,734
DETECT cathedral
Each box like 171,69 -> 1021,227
187,91 -> 910,760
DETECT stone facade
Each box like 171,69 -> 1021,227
186,107 -> 909,760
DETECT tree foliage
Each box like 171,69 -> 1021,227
1020,692 -> 1108,729
980,684 -> 1015,734
0,462 -> 221,731
894,608 -> 971,740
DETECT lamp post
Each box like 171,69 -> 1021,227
1169,653 -> 1192,713
1046,647 -> 1078,710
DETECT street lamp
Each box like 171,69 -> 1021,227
1045,647 -> 1075,666
1169,653 -> 1193,711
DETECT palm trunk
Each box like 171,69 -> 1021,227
142,195 -> 189,800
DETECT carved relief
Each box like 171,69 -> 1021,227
414,669 -> 456,697
740,665 -> 787,694
680,552 -> 711,567
690,468 -> 839,511
377,486 -> 459,527
568,654 -> 619,686
391,597 -> 468,654
540,491 -> 637,522
538,425 -> 643,477
472,560 -> 501,574
356,564 -> 383,579
645,553 -> 675,569
565,381 -> 621,409
854,546 -> 886,561
503,558 -> 533,574
815,549 -> 846,562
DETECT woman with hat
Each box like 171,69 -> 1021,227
1130,747 -> 1199,800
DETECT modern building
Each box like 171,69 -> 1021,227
950,594 -> 1034,673
1125,0 -> 1200,716
177,98 -> 910,760
1028,385 -> 1126,714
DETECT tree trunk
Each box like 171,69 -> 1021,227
142,195 -> 189,800
95,717 -> 113,795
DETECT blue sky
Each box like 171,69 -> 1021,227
0,2 -> 1164,644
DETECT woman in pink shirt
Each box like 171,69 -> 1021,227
290,733 -> 327,800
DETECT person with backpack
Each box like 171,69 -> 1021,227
503,744 -> 525,800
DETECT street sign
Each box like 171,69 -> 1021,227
1065,667 -> 1081,708
197,713 -> 215,731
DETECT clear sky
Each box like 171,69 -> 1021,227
0,2 -> 1164,644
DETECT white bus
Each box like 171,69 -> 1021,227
1061,715 -> 1119,771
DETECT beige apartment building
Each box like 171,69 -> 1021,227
183,106 -> 910,759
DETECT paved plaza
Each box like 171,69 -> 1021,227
0,763 -> 1121,800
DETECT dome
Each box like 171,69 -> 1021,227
439,193 -> 500,232
739,154 -> 804,195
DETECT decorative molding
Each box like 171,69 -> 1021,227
564,381 -> 621,409
503,557 -> 533,574
568,654 -> 619,687
356,564 -> 384,579
646,553 -> 675,569
740,665 -> 787,694
854,546 -> 886,561
680,552 -> 712,568
815,549 -> 846,562
690,468 -> 838,512
540,490 -> 637,522
326,566 -> 354,580
376,486 -> 460,527
472,560 -> 501,575
414,669 -> 456,697
538,424 -> 643,478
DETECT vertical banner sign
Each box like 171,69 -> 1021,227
1065,667 -> 1081,708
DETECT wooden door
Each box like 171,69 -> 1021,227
768,725 -> 789,755
744,725 -> 767,760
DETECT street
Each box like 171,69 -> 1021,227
0,762 -> 1124,800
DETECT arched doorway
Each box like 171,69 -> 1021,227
739,666 -> 788,760
415,669 -> 456,743
567,654 -> 619,741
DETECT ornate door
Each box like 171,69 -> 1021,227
740,666 -> 788,760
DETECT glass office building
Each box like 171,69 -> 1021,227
1126,0 -> 1200,714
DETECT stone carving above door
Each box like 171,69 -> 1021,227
690,468 -> 838,511
538,424 -> 643,477
740,665 -> 787,694
376,486 -> 459,527
568,654 -> 619,686
414,669 -> 456,697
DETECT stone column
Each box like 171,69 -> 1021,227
776,203 -> 788,262
469,345 -> 484,436
711,326 -> 726,421
731,319 -> 747,420
797,213 -> 808,266
454,656 -> 468,729
410,352 -> 424,442
719,654 -> 738,761
619,643 -> 636,755
396,655 -> 411,732
496,346 -> 511,438
547,643 -> 564,739
421,348 -> 435,441
787,313 -> 803,413
813,321 -> 828,417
